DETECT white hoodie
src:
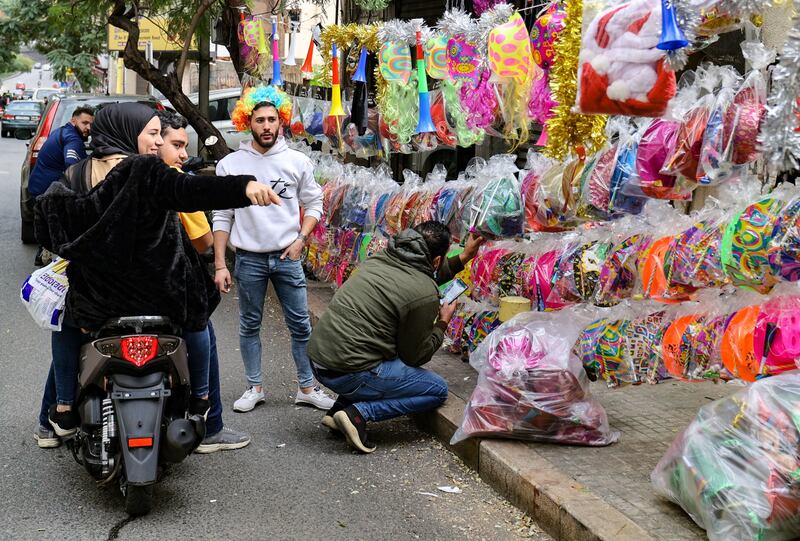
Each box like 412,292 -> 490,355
213,138 -> 323,253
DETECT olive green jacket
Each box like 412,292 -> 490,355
308,229 -> 463,373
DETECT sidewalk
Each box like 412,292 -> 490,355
306,281 -> 738,541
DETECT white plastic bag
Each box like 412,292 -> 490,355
20,258 -> 69,331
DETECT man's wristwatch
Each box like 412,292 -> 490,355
296,233 -> 308,243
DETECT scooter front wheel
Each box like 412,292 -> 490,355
125,484 -> 153,516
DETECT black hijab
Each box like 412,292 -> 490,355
90,102 -> 157,157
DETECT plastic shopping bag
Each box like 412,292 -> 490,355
20,258 -> 69,331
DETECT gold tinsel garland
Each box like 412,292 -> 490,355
318,24 -> 384,98
543,0 -> 607,160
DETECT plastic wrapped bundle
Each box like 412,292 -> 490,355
467,175 -> 524,238
452,311 -> 619,446
651,371 -> 800,541
769,198 -> 800,283
721,196 -> 785,294
575,309 -> 668,386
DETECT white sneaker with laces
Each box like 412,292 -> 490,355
233,387 -> 266,412
295,387 -> 335,410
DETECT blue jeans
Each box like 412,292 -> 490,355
39,321 -> 225,434
51,319 -> 87,407
183,327 -> 210,398
206,320 -> 223,436
40,322 -> 217,427
234,250 -> 314,389
312,359 -> 448,422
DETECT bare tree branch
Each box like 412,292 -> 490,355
176,0 -> 216,83
108,0 -> 230,159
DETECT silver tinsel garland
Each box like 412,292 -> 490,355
759,12 -> 800,173
668,0 -> 774,70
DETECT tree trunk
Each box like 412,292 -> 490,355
223,2 -> 246,82
108,9 -> 231,160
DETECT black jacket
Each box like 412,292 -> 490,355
34,155 -> 253,332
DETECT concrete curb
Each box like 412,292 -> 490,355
306,287 -> 655,541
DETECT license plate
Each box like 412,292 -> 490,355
15,116 -> 30,120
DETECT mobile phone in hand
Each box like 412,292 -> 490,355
440,278 -> 468,305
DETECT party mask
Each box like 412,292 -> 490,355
447,36 -> 480,86
426,36 -> 450,81
769,199 -> 800,282
531,3 -> 566,72
721,197 -> 784,293
379,42 -> 412,84
241,19 -> 261,47
488,12 -> 533,83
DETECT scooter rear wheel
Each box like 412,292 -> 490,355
125,484 -> 153,516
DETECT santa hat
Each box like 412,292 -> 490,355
578,0 -> 676,117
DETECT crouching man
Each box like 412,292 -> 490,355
307,221 -> 483,453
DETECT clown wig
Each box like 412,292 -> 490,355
231,85 -> 293,132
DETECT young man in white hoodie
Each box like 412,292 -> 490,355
212,87 -> 334,413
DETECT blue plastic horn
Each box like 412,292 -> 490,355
657,0 -> 689,51
414,31 -> 436,134
353,47 -> 368,83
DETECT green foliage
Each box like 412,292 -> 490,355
0,0 -> 226,91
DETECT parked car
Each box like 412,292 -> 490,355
31,88 -> 62,101
2,100 -> 43,137
19,93 -> 163,244
160,88 -> 248,152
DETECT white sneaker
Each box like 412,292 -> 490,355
233,387 -> 265,412
295,387 -> 335,410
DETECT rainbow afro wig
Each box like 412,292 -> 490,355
231,85 -> 292,132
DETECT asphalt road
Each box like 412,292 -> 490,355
0,137 -> 550,541
2,63 -> 59,95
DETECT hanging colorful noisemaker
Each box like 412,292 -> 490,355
415,30 -> 435,134
271,16 -> 283,87
351,47 -> 369,136
284,20 -> 299,67
656,0 -> 689,51
301,31 -> 315,80
329,43 -> 345,117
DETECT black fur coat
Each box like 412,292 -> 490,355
34,155 -> 254,332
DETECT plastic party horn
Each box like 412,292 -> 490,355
415,31 -> 435,134
301,38 -> 315,79
657,0 -> 689,51
271,17 -> 283,87
329,43 -> 345,117
351,47 -> 369,136
284,20 -> 299,66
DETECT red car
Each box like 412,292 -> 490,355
20,93 -> 163,244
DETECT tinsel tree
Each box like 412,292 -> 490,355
759,11 -> 800,174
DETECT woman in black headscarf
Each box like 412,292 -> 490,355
33,103 -> 280,438
63,102 -> 163,193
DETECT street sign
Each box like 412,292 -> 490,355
107,17 -> 197,52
